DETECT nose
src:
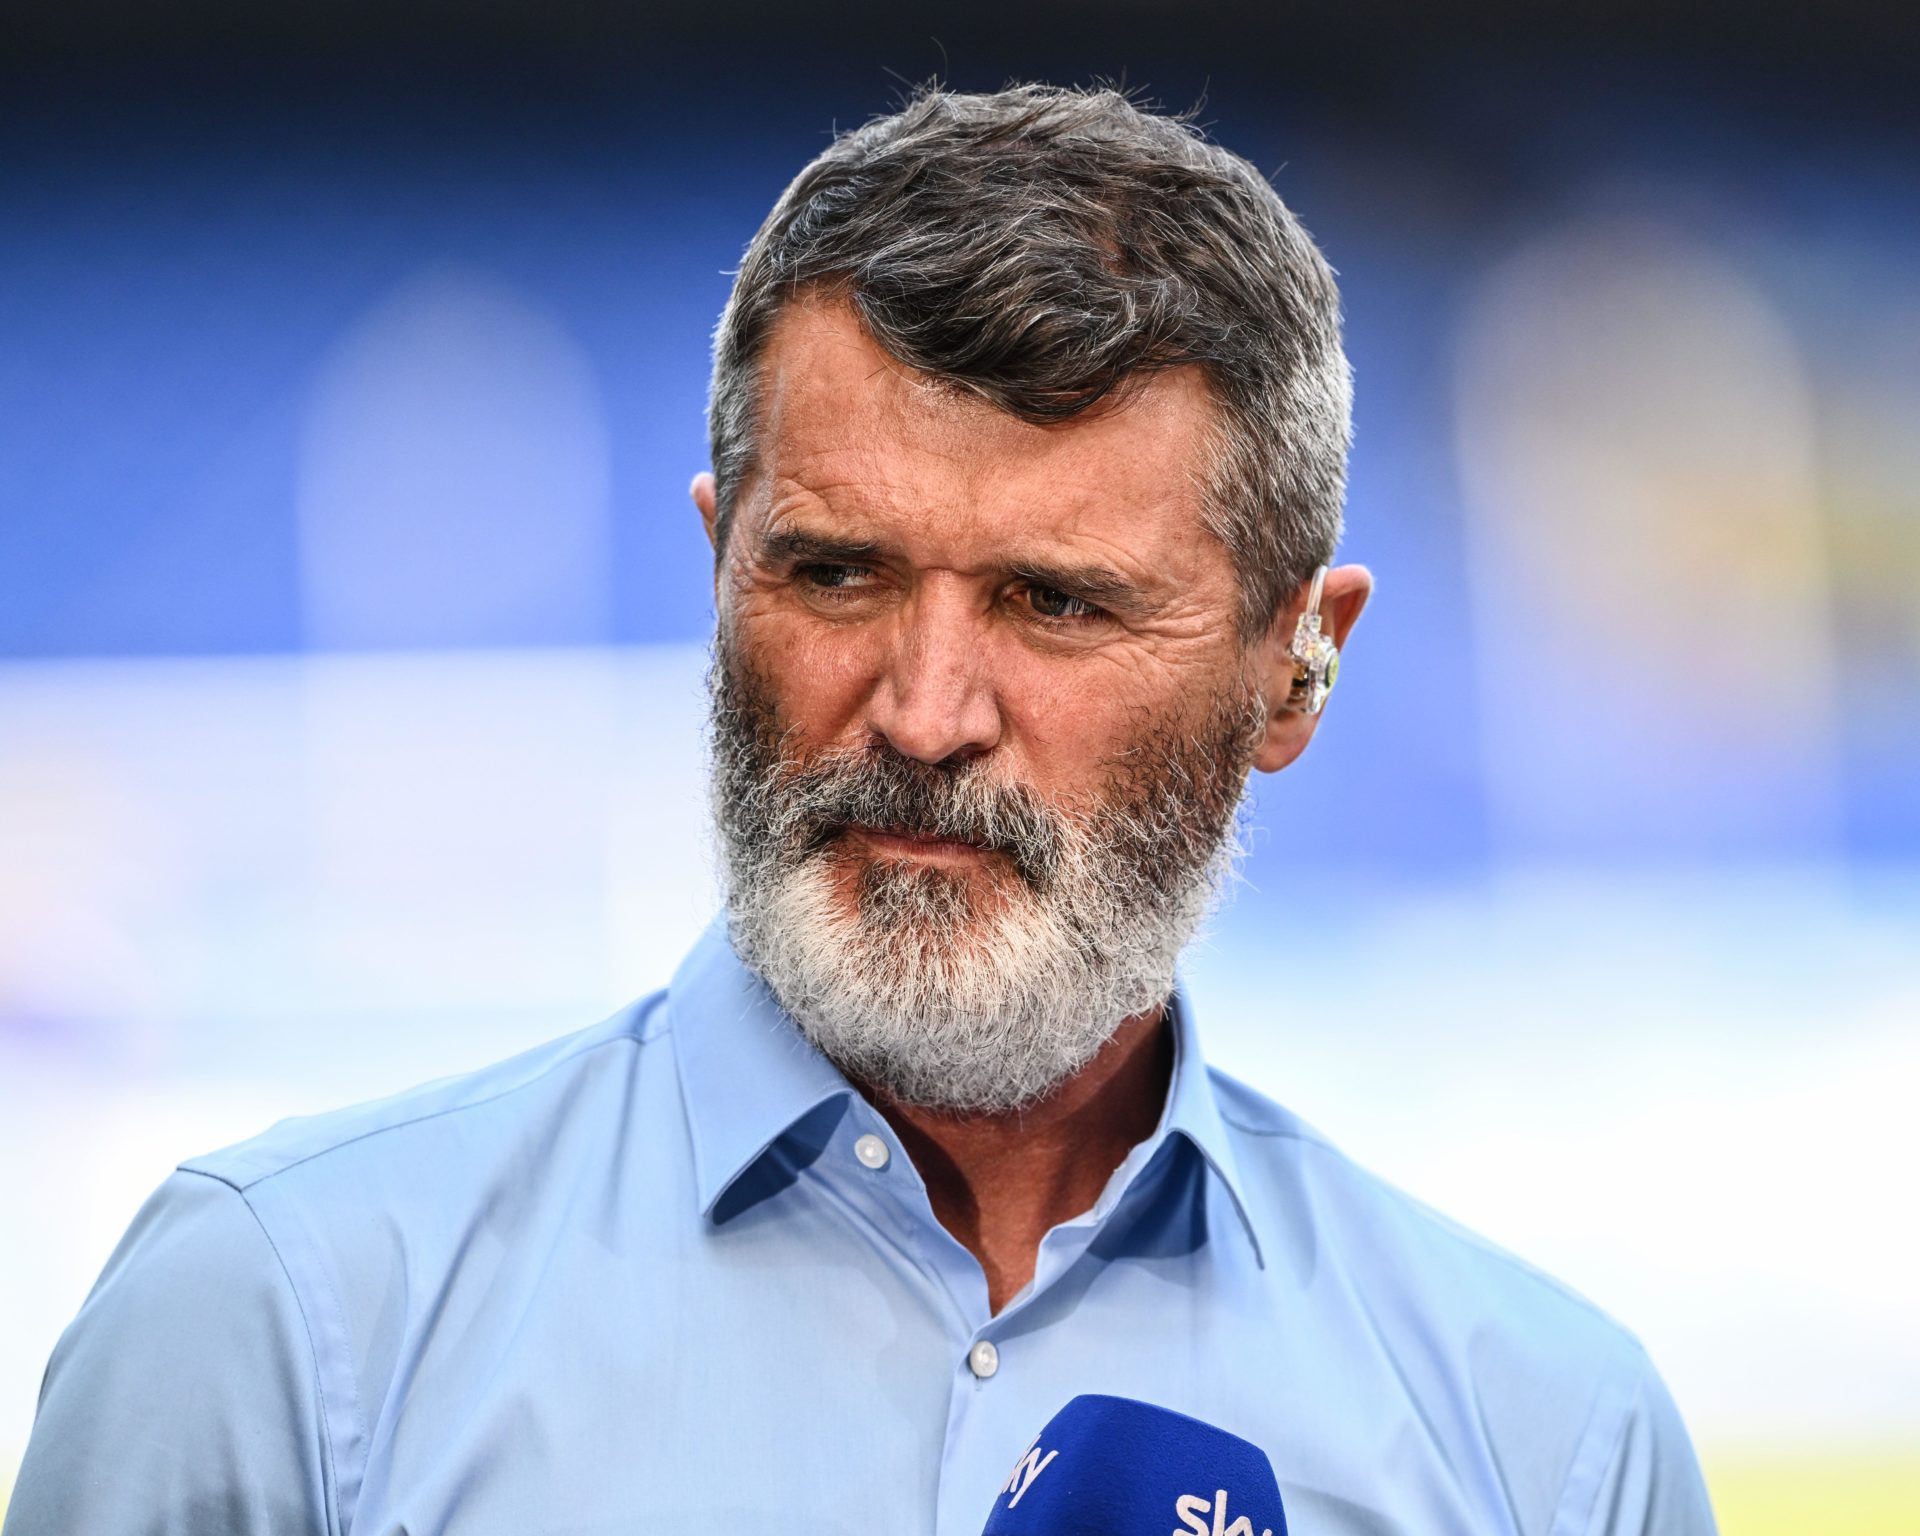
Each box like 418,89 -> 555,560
865,577 -> 1003,764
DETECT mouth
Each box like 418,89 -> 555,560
844,822 -> 995,863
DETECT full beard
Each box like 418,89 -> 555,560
705,629 -> 1263,1115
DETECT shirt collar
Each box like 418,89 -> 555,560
670,912 -> 1262,1264
1157,979 -> 1265,1266
669,915 -> 853,1221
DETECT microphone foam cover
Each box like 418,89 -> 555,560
983,1394 -> 1287,1536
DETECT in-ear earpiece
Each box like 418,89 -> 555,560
1285,565 -> 1340,716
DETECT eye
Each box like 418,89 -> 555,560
1023,584 -> 1107,624
795,562 -> 875,593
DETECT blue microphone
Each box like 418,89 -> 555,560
983,1394 -> 1288,1536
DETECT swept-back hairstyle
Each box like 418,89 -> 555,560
706,82 -> 1352,640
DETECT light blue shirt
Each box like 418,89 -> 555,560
7,916 -> 1715,1535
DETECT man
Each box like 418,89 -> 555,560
6,84 -> 1716,1534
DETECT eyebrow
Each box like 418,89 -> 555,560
1004,558 -> 1157,616
752,522 -> 1162,618
753,526 -> 885,567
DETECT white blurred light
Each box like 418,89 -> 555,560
297,267 -> 614,649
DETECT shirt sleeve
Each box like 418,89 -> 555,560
3,1169 -> 334,1536
1576,1344 -> 1719,1536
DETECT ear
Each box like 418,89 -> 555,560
1250,563 -> 1373,775
691,472 -> 719,548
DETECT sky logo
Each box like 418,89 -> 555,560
1001,1440 -> 1059,1509
1174,1489 -> 1273,1536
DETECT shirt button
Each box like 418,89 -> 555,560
854,1134 -> 891,1170
968,1340 -> 1000,1380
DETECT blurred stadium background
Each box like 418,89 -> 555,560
1,2 -> 1915,1528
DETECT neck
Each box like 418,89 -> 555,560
864,1005 -> 1174,1314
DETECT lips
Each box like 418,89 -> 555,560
854,823 -> 991,855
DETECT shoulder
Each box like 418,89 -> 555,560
1208,1068 -> 1713,1534
17,990 -> 672,1536
1210,1065 -> 1640,1371
180,994 -> 668,1196
98,993 -> 685,1532
56,1166 -> 305,1340
10,1169 -> 336,1532
169,993 -> 680,1408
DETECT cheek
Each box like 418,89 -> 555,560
733,607 -> 881,738
1005,645 -> 1247,792
995,652 -> 1158,787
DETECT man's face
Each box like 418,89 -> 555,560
702,296 -> 1268,1113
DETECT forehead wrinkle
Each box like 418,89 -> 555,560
756,467 -> 954,562
750,299 -> 1229,603
764,301 -> 1179,509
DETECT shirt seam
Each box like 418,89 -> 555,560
176,1167 -> 347,1536
208,1025 -> 660,1193
1214,1109 -> 1318,1139
1548,1350 -> 1643,1536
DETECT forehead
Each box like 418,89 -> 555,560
746,296 -> 1227,581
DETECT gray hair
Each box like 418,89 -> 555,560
705,81 -> 1353,641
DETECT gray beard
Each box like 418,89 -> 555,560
704,630 -> 1262,1115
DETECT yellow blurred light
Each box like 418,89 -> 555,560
1703,1445 -> 1920,1535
